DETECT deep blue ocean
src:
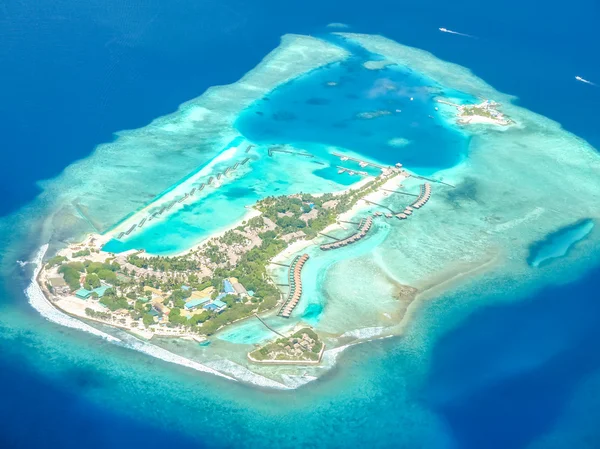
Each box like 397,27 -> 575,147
2,0 -> 600,448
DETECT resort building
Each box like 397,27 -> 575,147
203,300 -> 227,313
184,297 -> 211,311
232,281 -> 248,298
223,279 -> 236,295
74,284 -> 111,300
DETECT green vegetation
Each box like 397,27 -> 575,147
127,254 -> 201,272
46,255 -> 67,268
85,308 -> 111,320
58,264 -> 82,291
72,249 -> 91,258
249,328 -> 323,363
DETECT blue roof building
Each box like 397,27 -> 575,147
215,292 -> 227,301
247,290 -> 255,297
181,285 -> 191,291
185,297 -> 210,310
203,299 -> 227,313
223,279 -> 235,294
75,288 -> 92,299
76,285 -> 110,299
213,299 -> 227,309
93,285 -> 110,298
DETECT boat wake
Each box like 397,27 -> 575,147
439,27 -> 477,39
575,76 -> 596,86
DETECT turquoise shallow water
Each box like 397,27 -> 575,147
102,35 -> 470,255
236,35 -> 472,172
528,219 -> 595,267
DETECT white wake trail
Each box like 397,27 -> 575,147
575,76 -> 596,86
439,27 -> 477,39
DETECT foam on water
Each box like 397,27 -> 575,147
25,244 -> 120,343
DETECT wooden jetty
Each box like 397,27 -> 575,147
331,152 -> 386,169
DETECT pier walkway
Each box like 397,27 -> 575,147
320,216 -> 373,251
254,314 -> 286,337
278,254 -> 309,318
331,152 -> 386,169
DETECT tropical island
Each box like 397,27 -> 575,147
26,31 -> 597,391
437,98 -> 514,126
39,164 -> 409,343
248,327 -> 324,364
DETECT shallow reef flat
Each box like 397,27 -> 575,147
308,33 -> 600,344
31,35 -> 349,243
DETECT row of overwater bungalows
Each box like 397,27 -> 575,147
278,253 -> 310,318
396,183 -> 431,220
319,216 -> 373,251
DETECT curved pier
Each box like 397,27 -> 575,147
278,254 -> 309,318
320,216 -> 373,251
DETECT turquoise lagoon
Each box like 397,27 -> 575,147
101,35 -> 471,255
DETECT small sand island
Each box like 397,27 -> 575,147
438,99 -> 514,126
248,327 -> 324,364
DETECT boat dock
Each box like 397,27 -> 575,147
320,216 -> 373,251
332,152 -> 386,169
278,254 -> 310,318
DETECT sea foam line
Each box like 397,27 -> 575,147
26,245 -> 236,382
26,244 -> 121,343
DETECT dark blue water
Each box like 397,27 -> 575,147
2,0 -> 600,448
235,36 -> 471,170
425,264 -> 600,449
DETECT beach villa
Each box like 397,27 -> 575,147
75,284 -> 111,299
